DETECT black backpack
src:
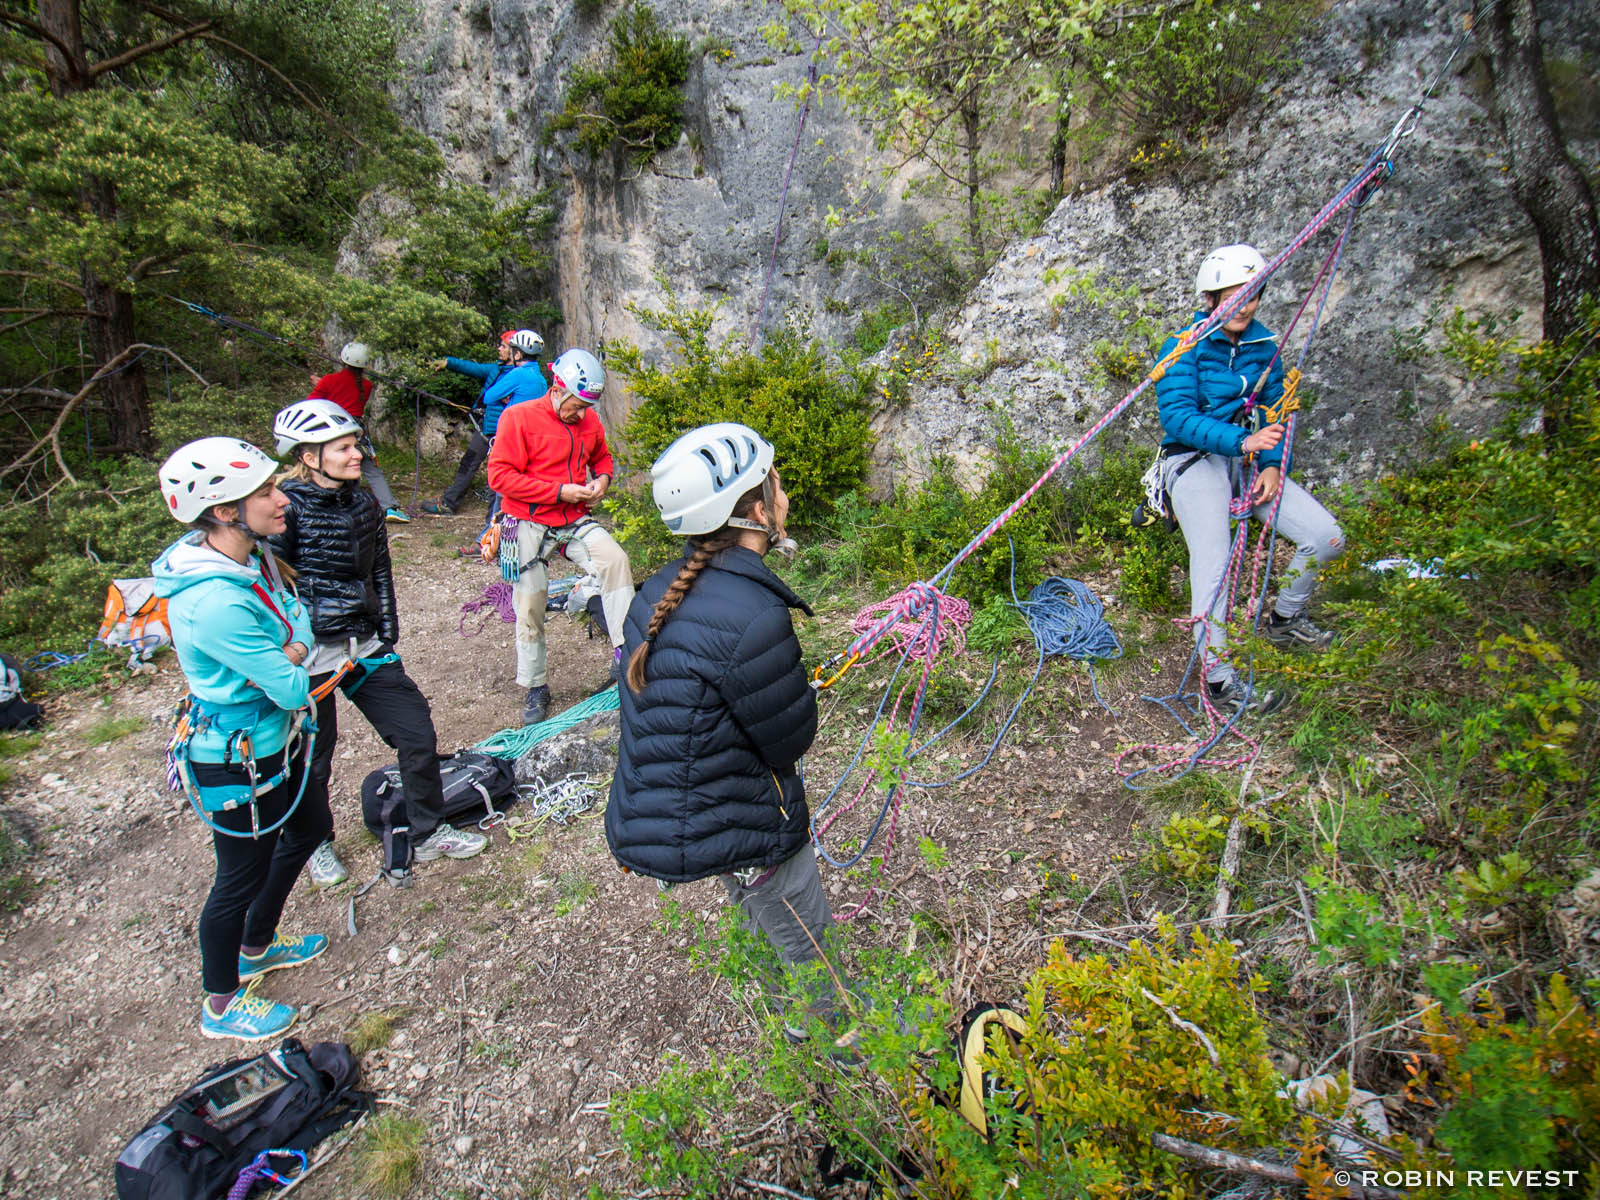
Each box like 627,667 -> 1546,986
360,749 -> 517,873
114,1039 -> 372,1200
0,653 -> 42,732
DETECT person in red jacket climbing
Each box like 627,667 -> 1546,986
486,349 -> 635,725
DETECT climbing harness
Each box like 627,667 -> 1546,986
164,693 -> 317,839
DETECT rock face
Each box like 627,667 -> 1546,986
395,0 -> 938,434
393,0 -> 1596,481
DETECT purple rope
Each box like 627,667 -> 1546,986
751,30 -> 825,351
459,582 -> 515,638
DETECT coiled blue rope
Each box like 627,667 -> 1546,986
1018,576 -> 1122,713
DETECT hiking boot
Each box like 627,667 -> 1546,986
455,543 -> 481,559
384,507 -> 411,523
522,684 -> 552,727
1264,610 -> 1334,650
238,932 -> 329,982
421,499 -> 458,516
1206,676 -> 1289,716
413,823 -> 489,863
201,990 -> 298,1042
306,840 -> 348,887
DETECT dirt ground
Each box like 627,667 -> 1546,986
0,511 -> 1225,1199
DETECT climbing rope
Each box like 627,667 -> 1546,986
473,685 -> 620,759
459,582 -> 516,636
226,1149 -> 306,1200
1017,577 -> 1122,713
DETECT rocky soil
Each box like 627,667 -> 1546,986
0,515 -> 1253,1198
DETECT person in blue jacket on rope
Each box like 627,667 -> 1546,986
422,330 -> 548,543
152,437 -> 330,1041
422,328 -> 545,519
1155,243 -> 1346,715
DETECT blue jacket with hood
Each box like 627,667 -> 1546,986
1155,312 -> 1285,469
478,362 -> 547,439
153,533 -> 313,763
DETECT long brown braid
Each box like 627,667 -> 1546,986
626,478 -> 766,694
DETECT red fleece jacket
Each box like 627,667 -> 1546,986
487,398 -> 615,527
308,368 -> 373,419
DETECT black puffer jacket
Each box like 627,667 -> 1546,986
606,546 -> 817,883
268,479 -> 398,644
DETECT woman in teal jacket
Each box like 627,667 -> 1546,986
154,437 -> 331,1042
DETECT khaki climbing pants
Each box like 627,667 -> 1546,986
512,518 -> 634,688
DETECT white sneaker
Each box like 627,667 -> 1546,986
413,823 -> 489,862
306,841 -> 349,887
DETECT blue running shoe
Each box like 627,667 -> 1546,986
201,990 -> 297,1041
238,932 -> 328,981
385,507 -> 411,523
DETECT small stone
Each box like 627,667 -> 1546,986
408,1063 -> 428,1080
387,946 -> 404,965
560,1034 -> 579,1048
453,1135 -> 474,1156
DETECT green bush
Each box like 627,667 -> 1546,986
1080,0 -> 1319,145
545,3 -> 692,165
607,288 -> 873,567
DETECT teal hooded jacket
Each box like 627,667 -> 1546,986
152,533 -> 313,762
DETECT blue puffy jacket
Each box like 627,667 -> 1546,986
606,546 -> 817,883
152,533 -> 312,762
475,361 -> 547,438
1155,312 -> 1284,469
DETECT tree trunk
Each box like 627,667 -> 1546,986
38,0 -> 153,456
963,95 -> 983,273
1476,0 -> 1600,349
1050,61 -> 1076,200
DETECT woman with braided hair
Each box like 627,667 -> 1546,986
606,423 -> 844,1035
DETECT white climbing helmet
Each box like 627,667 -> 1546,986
550,348 -> 605,402
159,437 -> 279,524
651,422 -> 774,536
508,329 -> 545,358
273,398 -> 364,457
339,341 -> 372,369
1194,244 -> 1267,294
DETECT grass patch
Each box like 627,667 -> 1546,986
346,1008 -> 407,1055
83,715 -> 144,746
353,1112 -> 426,1198
554,870 -> 595,917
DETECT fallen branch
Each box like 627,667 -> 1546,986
1150,1132 -> 1404,1199
739,1180 -> 816,1200
1140,987 -> 1220,1069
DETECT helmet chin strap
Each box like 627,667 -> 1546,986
727,474 -> 797,561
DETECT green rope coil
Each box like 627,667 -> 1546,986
473,685 -> 620,759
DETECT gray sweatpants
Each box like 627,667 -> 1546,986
1165,452 -> 1344,684
511,518 -> 634,687
361,454 -> 399,512
719,845 -> 834,967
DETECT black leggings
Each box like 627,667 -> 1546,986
194,748 -> 331,995
307,652 -> 445,843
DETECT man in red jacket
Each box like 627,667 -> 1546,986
309,341 -> 409,523
487,348 -> 635,725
